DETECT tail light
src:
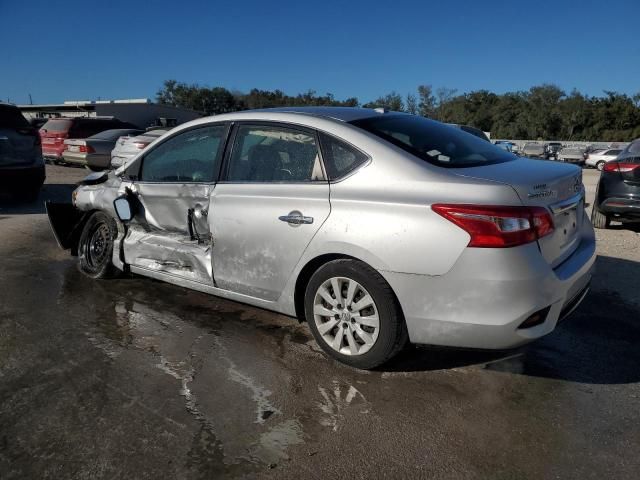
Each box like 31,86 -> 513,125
604,161 -> 640,173
133,141 -> 150,149
79,145 -> 95,153
432,204 -> 554,248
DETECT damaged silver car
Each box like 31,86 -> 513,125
47,107 -> 596,369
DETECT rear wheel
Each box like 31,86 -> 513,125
78,212 -> 119,278
304,259 -> 407,369
591,203 -> 610,229
596,161 -> 605,171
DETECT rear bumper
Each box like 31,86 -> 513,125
599,197 -> 640,218
42,146 -> 64,160
0,164 -> 45,189
381,211 -> 596,350
560,158 -> 583,164
62,151 -> 88,166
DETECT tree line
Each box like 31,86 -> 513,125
157,80 -> 640,141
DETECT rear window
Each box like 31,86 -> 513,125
0,106 -> 31,129
42,119 -> 72,132
350,114 -> 514,168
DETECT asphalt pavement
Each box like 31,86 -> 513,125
0,165 -> 639,479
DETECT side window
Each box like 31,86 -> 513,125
141,125 -> 226,182
319,132 -> 369,180
226,125 -> 322,182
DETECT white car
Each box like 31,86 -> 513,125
110,129 -> 168,169
585,149 -> 622,170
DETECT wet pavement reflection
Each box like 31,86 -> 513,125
1,222 -> 640,479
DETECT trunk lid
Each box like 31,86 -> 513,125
453,157 -> 585,268
64,139 -> 87,153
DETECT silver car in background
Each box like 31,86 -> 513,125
558,146 -> 586,165
585,148 -> 623,170
62,128 -> 143,171
110,128 -> 168,169
521,142 -> 546,158
47,107 -> 595,369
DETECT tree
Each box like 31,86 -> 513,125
157,79 -> 640,141
405,93 -> 418,114
417,85 -> 436,118
363,91 -> 404,111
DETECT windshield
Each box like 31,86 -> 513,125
350,114 -> 514,167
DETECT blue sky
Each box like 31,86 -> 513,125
1,0 -> 639,105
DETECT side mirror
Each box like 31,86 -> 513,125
113,196 -> 133,222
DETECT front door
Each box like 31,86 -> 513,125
123,124 -> 227,284
210,123 -> 330,301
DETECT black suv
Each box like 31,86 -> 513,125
591,138 -> 640,228
0,104 -> 45,201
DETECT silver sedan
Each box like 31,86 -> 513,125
48,107 -> 596,369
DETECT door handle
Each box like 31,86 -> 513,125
279,210 -> 314,225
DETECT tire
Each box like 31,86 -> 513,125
77,211 -> 119,279
591,203 -> 610,229
304,259 -> 408,369
596,161 -> 605,171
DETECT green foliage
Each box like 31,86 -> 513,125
156,79 -> 640,141
362,91 -> 404,111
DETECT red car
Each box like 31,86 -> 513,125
40,117 -> 137,162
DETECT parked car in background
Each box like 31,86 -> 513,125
585,149 -> 622,170
447,124 -> 490,142
521,142 -> 546,158
544,142 -> 563,160
62,129 -> 143,171
558,147 -> 586,165
494,140 -> 517,153
110,128 -> 168,168
0,103 -> 45,201
40,117 -> 138,163
591,138 -> 640,228
48,107 -> 595,369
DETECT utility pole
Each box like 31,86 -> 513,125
29,93 -> 33,105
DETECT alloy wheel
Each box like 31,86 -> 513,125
313,276 -> 380,356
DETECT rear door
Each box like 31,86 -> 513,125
123,123 -> 228,284
210,123 -> 330,300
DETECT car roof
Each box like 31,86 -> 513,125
249,107 -> 385,122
